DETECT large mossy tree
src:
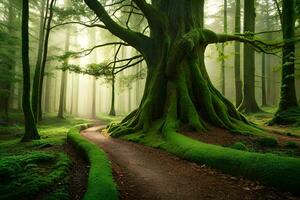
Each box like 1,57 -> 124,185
83,0 -> 266,137
270,0 -> 300,125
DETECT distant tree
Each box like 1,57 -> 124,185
0,0 -> 20,122
238,0 -> 261,113
21,0 -> 40,141
57,27 -> 70,119
60,44 -> 144,116
234,0 -> 242,107
32,0 -> 55,122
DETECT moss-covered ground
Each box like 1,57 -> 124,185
0,112 -> 90,200
247,106 -> 300,137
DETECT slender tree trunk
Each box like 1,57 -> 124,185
91,77 -> 97,118
271,0 -> 299,124
234,0 -> 242,107
57,27 -> 70,119
57,71 -> 67,119
261,53 -> 267,106
89,29 -> 97,118
220,0 -> 227,95
109,75 -> 116,116
32,0 -> 47,122
21,0 -> 40,141
239,0 -> 261,113
44,75 -> 51,112
109,44 -> 121,116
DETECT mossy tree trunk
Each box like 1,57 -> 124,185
271,0 -> 299,125
238,0 -> 261,113
21,0 -> 40,142
84,0 -> 260,137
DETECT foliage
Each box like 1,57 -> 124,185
67,125 -> 118,200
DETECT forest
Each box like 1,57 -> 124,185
0,0 -> 300,199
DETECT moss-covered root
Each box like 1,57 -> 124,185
67,125 -> 118,200
162,129 -> 300,195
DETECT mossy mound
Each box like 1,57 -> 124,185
0,151 -> 70,200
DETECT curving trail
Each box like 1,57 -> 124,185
81,126 -> 298,200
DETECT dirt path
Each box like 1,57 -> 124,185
81,126 -> 298,200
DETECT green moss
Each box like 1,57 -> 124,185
230,142 -> 249,151
0,114 -> 90,199
0,151 -> 70,200
258,137 -> 278,147
67,125 -> 118,200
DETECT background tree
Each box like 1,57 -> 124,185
31,0 -> 56,122
0,0 -> 20,122
234,0 -> 242,107
238,0 -> 261,113
21,0 -> 40,141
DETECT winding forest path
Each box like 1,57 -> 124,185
81,126 -> 298,200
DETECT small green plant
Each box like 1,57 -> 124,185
230,142 -> 249,151
285,141 -> 299,148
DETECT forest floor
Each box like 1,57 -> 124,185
0,113 -> 90,200
1,110 -> 300,199
81,126 -> 299,200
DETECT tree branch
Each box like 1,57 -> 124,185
83,0 -> 151,53
50,21 -> 107,30
131,0 -> 165,31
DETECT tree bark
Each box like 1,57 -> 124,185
21,0 -> 40,142
238,0 -> 261,113
234,0 -> 242,107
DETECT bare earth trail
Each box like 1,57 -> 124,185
81,126 -> 299,200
